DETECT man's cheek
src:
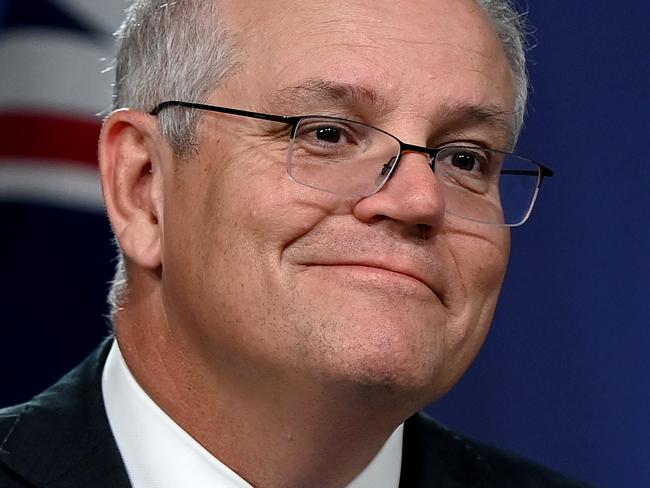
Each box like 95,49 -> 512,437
443,235 -> 509,325
245,195 -> 345,255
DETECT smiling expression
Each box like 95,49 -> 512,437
157,0 -> 514,406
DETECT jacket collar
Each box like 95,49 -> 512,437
0,337 -> 131,488
0,337 -> 490,488
400,411 -> 491,487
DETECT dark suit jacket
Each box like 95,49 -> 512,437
0,340 -> 591,487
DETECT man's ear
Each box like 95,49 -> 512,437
99,108 -> 166,271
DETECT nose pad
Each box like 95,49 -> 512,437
373,156 -> 399,192
380,156 -> 398,177
375,152 -> 439,195
380,151 -> 435,182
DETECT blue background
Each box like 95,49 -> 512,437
1,1 -> 648,487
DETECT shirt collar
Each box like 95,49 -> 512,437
102,340 -> 403,488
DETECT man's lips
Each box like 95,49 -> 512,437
302,260 -> 439,296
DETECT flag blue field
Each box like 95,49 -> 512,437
0,0 -> 117,413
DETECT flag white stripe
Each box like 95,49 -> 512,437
0,30 -> 113,115
54,0 -> 126,33
0,160 -> 104,213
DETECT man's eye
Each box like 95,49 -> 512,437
451,151 -> 478,171
439,148 -> 490,174
294,119 -> 370,157
298,123 -> 355,148
315,126 -> 343,144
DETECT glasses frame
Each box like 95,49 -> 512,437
151,100 -> 554,226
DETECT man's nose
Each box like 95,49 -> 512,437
352,152 -> 445,231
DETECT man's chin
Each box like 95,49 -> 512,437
308,344 -> 456,410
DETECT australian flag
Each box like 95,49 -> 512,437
0,0 -> 125,407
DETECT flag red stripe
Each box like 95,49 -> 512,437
0,112 -> 101,167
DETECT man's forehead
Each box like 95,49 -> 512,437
214,0 -> 514,140
219,0 -> 506,84
222,0 -> 492,42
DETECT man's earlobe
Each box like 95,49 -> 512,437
99,109 -> 165,271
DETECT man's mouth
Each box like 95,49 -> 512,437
304,260 -> 439,298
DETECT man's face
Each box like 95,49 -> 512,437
159,0 -> 513,406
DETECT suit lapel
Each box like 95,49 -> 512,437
0,338 -> 131,488
399,412 -> 490,488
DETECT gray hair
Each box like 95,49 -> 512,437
113,0 -> 238,154
108,0 -> 239,320
107,0 -> 529,321
476,0 -> 529,138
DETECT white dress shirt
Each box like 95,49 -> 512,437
102,341 -> 403,487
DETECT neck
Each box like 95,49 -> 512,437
114,281 -> 409,488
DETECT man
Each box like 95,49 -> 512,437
0,0 -> 590,486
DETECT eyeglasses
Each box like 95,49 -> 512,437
151,101 -> 553,226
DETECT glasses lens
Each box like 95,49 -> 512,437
287,118 -> 543,227
434,147 -> 542,226
287,117 -> 400,196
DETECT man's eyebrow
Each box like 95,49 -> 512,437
266,79 -> 516,145
266,79 -> 393,116
435,103 -> 517,147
